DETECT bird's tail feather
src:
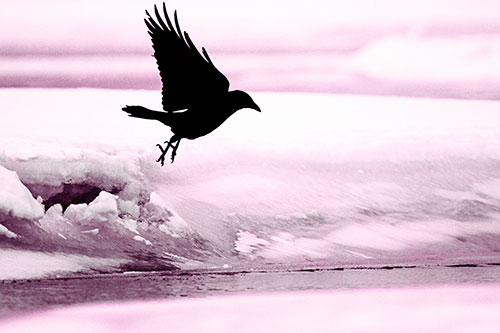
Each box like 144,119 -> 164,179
122,105 -> 167,121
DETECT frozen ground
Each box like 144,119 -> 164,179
1,88 -> 500,280
1,285 -> 500,332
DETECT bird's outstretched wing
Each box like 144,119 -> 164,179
145,3 -> 230,112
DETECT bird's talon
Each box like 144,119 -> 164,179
156,154 -> 165,166
156,143 -> 169,166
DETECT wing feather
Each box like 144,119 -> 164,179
202,47 -> 214,65
162,3 -> 176,33
173,11 -> 185,42
146,3 -> 230,112
154,6 -> 168,30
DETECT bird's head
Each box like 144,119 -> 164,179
228,90 -> 261,112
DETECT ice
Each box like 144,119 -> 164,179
133,235 -> 152,246
64,204 -> 87,222
0,249 -> 124,280
81,228 -> 99,235
117,218 -> 139,234
0,224 -> 17,239
0,164 -> 43,220
83,191 -> 119,223
117,199 -> 140,219
0,89 -> 211,279
146,192 -> 190,233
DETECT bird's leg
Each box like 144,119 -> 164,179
170,139 -> 181,163
156,140 -> 173,166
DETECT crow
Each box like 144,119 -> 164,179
122,3 -> 261,165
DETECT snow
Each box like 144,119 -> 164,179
133,235 -> 152,246
117,199 -> 140,219
83,191 -> 119,223
0,224 -> 17,238
1,89 -> 499,168
62,191 -> 135,226
0,89 -> 204,278
2,88 -> 500,278
1,285 -> 500,332
0,249 -> 124,280
234,231 -> 270,254
148,192 -> 190,232
327,219 -> 500,251
81,229 -> 99,236
117,218 -> 139,234
0,164 -> 44,220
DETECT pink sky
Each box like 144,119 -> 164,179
1,0 -> 500,53
2,0 -> 500,97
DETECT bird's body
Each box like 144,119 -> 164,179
122,3 -> 260,164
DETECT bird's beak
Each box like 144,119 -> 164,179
250,103 -> 261,112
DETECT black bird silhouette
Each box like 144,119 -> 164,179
122,3 -> 261,165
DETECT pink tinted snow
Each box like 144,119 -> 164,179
1,285 -> 500,332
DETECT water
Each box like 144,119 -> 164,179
1,264 -> 500,318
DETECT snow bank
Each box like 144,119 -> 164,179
0,164 -> 43,220
0,89 -> 209,278
0,249 -> 124,280
2,88 -> 500,278
1,285 -> 500,332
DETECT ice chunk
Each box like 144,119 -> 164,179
81,228 -> 99,235
64,192 -> 119,225
46,204 -> 63,217
64,203 -> 88,222
117,199 -> 140,219
0,224 -> 18,238
117,218 -> 139,234
84,191 -> 119,223
149,192 -> 166,207
0,165 -> 44,220
133,235 -> 152,246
